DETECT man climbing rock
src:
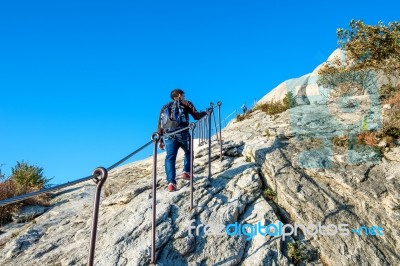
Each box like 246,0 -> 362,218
157,89 -> 207,192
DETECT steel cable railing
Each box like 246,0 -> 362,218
0,139 -> 154,266
0,140 -> 154,208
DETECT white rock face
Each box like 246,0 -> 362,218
0,137 -> 294,265
257,49 -> 388,107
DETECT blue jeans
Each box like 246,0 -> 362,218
164,130 -> 191,184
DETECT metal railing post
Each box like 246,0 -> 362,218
204,113 -> 211,143
189,123 -> 195,210
150,132 -> 159,264
207,108 -> 213,178
88,167 -> 108,266
203,117 -> 208,144
198,119 -> 202,146
210,102 -> 218,141
217,101 -> 223,160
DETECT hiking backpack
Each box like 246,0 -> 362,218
161,100 -> 189,132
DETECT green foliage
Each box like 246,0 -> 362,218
318,19 -> 400,142
0,162 -> 51,225
238,93 -> 295,121
318,20 -> 400,94
11,161 -> 51,193
283,91 -> 297,108
288,241 -> 306,263
263,187 -> 277,200
337,20 -> 400,77
255,97 -> 290,116
362,116 -> 368,131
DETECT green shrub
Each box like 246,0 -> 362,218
255,101 -> 286,115
318,20 -> 400,99
0,162 -> 51,225
336,20 -> 400,76
263,187 -> 277,200
11,161 -> 51,194
288,241 -> 306,263
283,91 -> 297,108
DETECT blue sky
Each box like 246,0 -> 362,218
1,0 -> 399,185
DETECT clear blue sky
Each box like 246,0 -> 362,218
1,0 -> 399,185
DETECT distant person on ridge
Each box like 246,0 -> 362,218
241,104 -> 247,114
157,89 -> 207,192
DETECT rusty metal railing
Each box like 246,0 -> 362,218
0,140 -> 154,266
150,133 -> 159,264
207,107 -> 213,178
88,167 -> 108,266
0,100 -> 223,265
150,101 -> 223,263
189,123 -> 196,210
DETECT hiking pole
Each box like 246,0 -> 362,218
189,123 -> 196,210
217,101 -> 223,160
150,132 -> 159,264
207,108 -> 213,178
88,167 -> 108,266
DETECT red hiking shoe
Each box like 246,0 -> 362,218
167,183 -> 177,192
182,171 -> 191,180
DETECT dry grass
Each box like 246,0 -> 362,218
236,112 -> 251,122
332,136 -> 349,147
254,100 -> 288,116
0,180 -> 20,225
0,162 -> 51,225
382,91 -> 400,138
357,131 -> 379,147
385,91 -> 400,106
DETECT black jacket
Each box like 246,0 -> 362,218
157,100 -> 206,142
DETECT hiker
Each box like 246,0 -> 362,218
157,89 -> 207,192
241,104 -> 247,114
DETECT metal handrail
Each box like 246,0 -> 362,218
0,100 -> 223,266
150,101 -> 223,263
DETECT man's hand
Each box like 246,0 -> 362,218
158,141 -> 165,150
